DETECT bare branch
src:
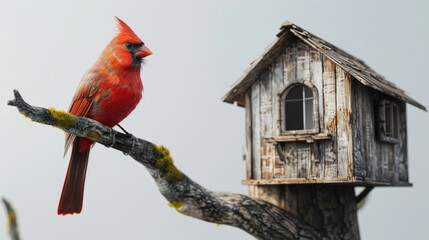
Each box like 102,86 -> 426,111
7,89 -> 326,240
2,198 -> 20,240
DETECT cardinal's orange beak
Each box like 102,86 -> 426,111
136,45 -> 153,59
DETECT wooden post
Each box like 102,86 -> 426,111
250,185 -> 360,240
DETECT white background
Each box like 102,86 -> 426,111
0,0 -> 428,239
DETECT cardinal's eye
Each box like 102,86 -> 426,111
125,42 -> 132,49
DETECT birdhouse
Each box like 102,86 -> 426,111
223,21 -> 426,187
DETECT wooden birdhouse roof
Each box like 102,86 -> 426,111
222,20 -> 427,111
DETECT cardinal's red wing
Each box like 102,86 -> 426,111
64,71 -> 102,156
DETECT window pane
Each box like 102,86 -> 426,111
286,86 -> 303,100
385,103 -> 392,137
393,105 -> 399,138
304,86 -> 313,98
305,99 -> 313,129
285,100 -> 303,130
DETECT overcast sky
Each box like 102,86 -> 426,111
0,0 -> 428,239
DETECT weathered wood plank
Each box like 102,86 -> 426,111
281,143 -> 295,178
351,80 -> 365,178
310,142 -> 321,178
323,58 -> 337,133
274,150 -> 286,178
307,52 -> 324,179
350,82 -> 379,182
243,177 -> 412,186
322,57 -> 338,178
377,142 -> 393,181
374,142 -> 382,181
397,102 -> 408,182
296,40 -> 311,82
284,43 -> 297,85
315,142 -> 327,178
310,51 -> 323,130
297,143 -> 312,178
336,67 -> 353,178
259,70 -> 275,180
364,87 -> 377,181
271,54 -> 284,136
245,91 -> 253,179
296,53 -> 310,81
264,133 -> 331,143
259,70 -> 273,138
251,80 -> 261,179
261,142 -> 275,179
277,142 -> 312,179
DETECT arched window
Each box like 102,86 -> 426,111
284,85 -> 314,131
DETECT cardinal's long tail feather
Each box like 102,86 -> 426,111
58,137 -> 90,215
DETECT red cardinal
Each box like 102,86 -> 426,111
58,17 -> 152,215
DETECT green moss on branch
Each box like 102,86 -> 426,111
48,108 -> 77,129
153,145 -> 184,182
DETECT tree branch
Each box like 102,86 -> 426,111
2,197 -> 20,240
7,89 -> 326,240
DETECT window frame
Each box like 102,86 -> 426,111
278,83 -> 319,135
378,99 -> 400,144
